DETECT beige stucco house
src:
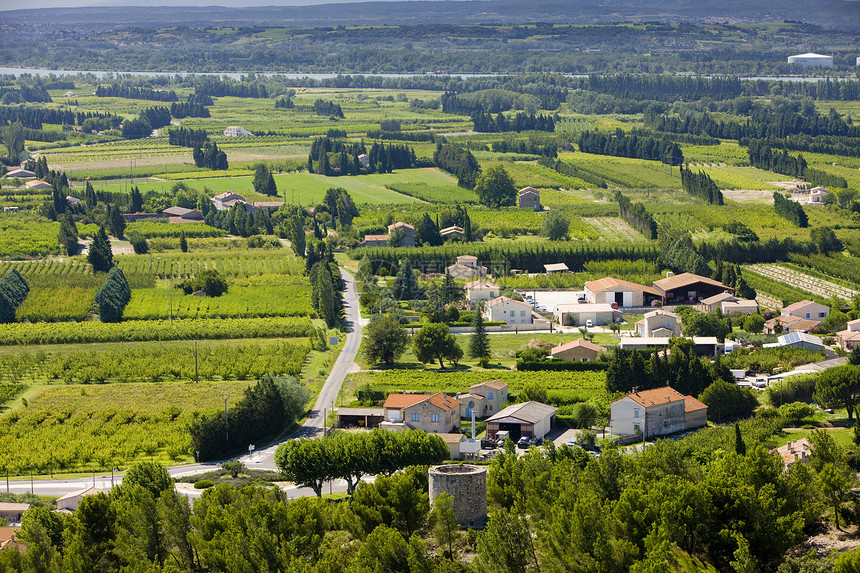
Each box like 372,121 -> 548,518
447,255 -> 487,279
457,380 -> 508,419
465,279 -> 500,305
484,296 -> 533,325
634,309 -> 681,337
781,300 -> 829,322
837,319 -> 860,351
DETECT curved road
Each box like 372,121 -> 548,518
7,268 -> 364,497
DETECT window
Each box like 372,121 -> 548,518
634,409 -> 640,419
510,310 -> 515,316
431,414 -> 439,423
488,392 -> 494,400
634,424 -> 640,433
820,312 -> 827,318
520,310 -> 526,316
491,292 -> 496,298
806,313 -> 811,318
412,413 -> 420,422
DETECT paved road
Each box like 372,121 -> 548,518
173,267 -> 363,475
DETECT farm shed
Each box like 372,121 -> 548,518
652,273 -> 733,305
335,407 -> 385,429
486,401 -> 557,441
544,263 -> 569,274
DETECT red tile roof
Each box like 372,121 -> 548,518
615,386 -> 686,407
684,396 -> 708,413
427,392 -> 458,412
383,394 -> 428,409
551,338 -> 605,354
584,277 -> 660,296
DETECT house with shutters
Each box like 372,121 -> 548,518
380,392 -> 459,433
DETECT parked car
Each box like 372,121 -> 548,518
577,297 -> 586,303
586,319 -> 593,328
565,440 -> 577,448
517,436 -> 530,449
480,439 -> 496,450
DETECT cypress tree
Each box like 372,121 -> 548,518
179,231 -> 188,253
88,226 -> 113,273
107,204 -> 126,239
735,423 -> 746,456
469,302 -> 491,363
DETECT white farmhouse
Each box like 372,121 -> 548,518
223,126 -> 253,137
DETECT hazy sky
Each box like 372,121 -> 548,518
0,0 -> 424,10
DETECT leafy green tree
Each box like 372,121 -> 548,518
412,322 -> 462,369
474,165 -> 516,208
67,492 -> 118,573
814,365 -> 860,420
275,437 -> 335,497
289,210 -> 306,258
699,380 -> 758,423
118,461 -> 173,498
819,462 -> 850,529
88,226 -> 113,273
312,261 -> 342,328
475,507 -> 540,573
95,267 -> 131,323
742,313 -> 765,334
542,209 -> 570,240
836,548 -> 860,573
811,226 -> 843,254
365,314 -> 409,367
850,346 -> 860,366
416,212 -> 442,246
388,225 -> 405,247
680,309 -> 732,341
520,380 -> 547,403
221,460 -> 245,478
430,492 -> 459,559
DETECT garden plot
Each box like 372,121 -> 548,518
582,217 -> 647,242
746,264 -> 858,301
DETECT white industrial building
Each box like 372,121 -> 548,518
787,53 -> 834,68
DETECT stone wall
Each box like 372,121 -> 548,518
428,464 -> 487,528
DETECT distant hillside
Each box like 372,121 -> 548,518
3,0 -> 859,31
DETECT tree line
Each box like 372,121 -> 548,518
471,110 -> 555,133
680,166 -> 724,205
748,140 -> 848,188
95,84 -> 178,102
192,141 -> 228,170
577,129 -> 683,166
774,191 -> 809,227
615,190 -> 657,239
275,429 -> 449,496
168,126 -> 208,147
313,98 -> 344,118
169,101 -> 210,118
307,136 -> 416,176
433,143 -> 480,189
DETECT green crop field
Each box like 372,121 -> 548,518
347,369 -> 606,405
0,380 -> 252,473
